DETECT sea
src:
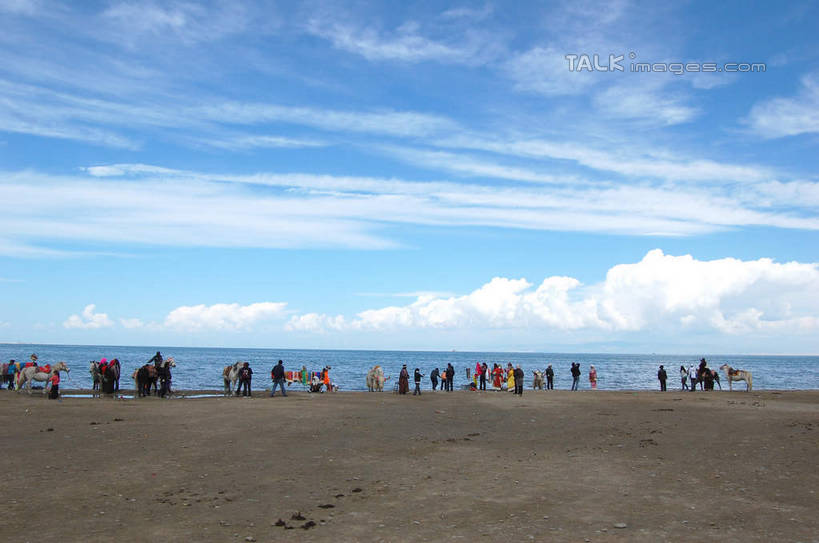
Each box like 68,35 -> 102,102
1,344 -> 818,392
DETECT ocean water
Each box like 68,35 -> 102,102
1,344 -> 817,392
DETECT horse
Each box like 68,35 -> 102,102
132,357 -> 175,397
719,364 -> 752,391
222,362 -> 243,396
365,365 -> 390,392
17,362 -> 70,395
133,365 -> 157,397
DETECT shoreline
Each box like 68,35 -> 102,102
6,387 -> 819,397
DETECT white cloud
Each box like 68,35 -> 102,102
193,134 -> 328,151
0,0 -> 41,15
99,1 -> 249,45
119,317 -> 145,329
63,304 -> 114,329
304,15 -> 500,65
593,82 -> 698,125
504,46 -> 598,96
163,302 -> 288,331
286,250 -> 819,336
435,136 -> 773,182
746,72 -> 819,138
1,166 -> 817,258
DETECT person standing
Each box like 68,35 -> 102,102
680,365 -> 688,390
445,363 -> 455,391
514,365 -> 524,395
506,363 -> 515,392
479,362 -> 488,391
237,362 -> 253,397
571,362 -> 581,391
588,365 -> 598,389
658,365 -> 667,391
430,367 -> 440,390
4,360 -> 15,389
413,368 -> 424,395
47,370 -> 60,399
398,365 -> 409,394
271,360 -> 287,397
688,365 -> 698,392
545,364 -> 554,390
323,366 -> 333,392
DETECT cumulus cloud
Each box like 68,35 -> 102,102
63,304 -> 114,329
163,302 -> 288,331
286,250 -> 819,336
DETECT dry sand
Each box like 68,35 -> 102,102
2,388 -> 818,542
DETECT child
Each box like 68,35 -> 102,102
48,371 -> 60,400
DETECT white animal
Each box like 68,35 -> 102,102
719,364 -> 753,391
17,362 -> 70,395
222,362 -> 243,396
366,365 -> 391,392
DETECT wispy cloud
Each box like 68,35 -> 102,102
1,165 -> 817,258
746,72 -> 819,138
304,11 -> 502,65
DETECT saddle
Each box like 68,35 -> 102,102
729,368 -> 740,376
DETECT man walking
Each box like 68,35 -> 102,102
657,365 -> 667,391
271,360 -> 287,397
413,368 -> 424,395
430,367 -> 440,390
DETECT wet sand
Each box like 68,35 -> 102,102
2,389 -> 817,542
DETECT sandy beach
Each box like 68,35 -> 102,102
2,389 -> 817,542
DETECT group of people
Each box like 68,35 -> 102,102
1,354 -> 62,398
231,361 -> 335,397
394,361 -> 599,394
659,358 -> 722,391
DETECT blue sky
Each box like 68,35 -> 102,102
1,0 -> 818,353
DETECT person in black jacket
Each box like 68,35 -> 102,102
571,363 -> 581,391
513,365 -> 524,395
430,367 -> 440,390
545,364 -> 554,390
479,362 -> 488,390
237,362 -> 253,397
657,365 -> 667,391
413,368 -> 424,395
445,363 -> 455,391
271,360 -> 287,397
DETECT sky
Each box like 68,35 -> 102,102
1,0 -> 818,354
